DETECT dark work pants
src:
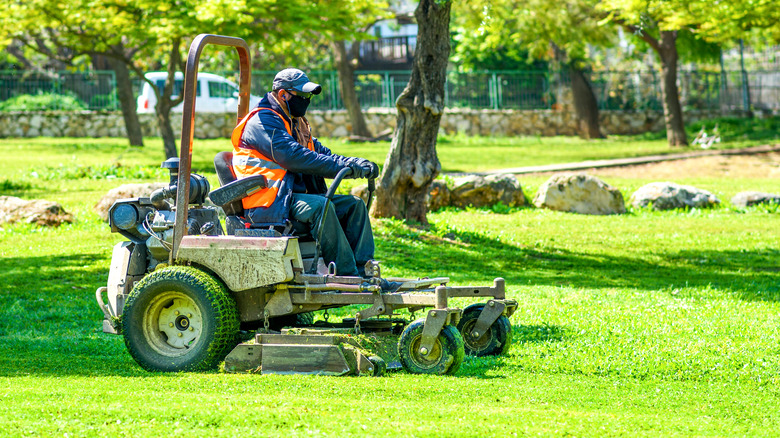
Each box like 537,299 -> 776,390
290,194 -> 374,276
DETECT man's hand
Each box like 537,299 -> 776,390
347,161 -> 369,179
353,158 -> 379,179
365,161 -> 379,179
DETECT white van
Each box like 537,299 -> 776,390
137,72 -> 261,113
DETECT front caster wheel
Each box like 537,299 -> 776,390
368,355 -> 387,377
122,266 -> 239,372
398,319 -> 464,375
456,304 -> 512,357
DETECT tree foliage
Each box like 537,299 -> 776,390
603,0 -> 780,43
0,0 -> 385,156
597,0 -> 779,146
452,0 -> 612,139
452,0 -> 614,69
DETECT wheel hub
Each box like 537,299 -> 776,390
175,315 -> 190,330
410,335 -> 447,368
462,320 -> 491,351
153,296 -> 203,350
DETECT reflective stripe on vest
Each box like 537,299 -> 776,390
231,107 -> 314,210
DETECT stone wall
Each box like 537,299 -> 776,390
0,108 -> 748,139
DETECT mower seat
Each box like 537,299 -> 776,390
210,151 -> 277,235
211,152 -> 317,257
212,151 -> 249,216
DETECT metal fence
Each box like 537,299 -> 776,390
1,69 -> 777,112
0,70 -> 118,111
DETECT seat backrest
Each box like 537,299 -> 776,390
214,151 -> 237,186
213,151 -> 243,216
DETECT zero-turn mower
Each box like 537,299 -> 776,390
95,35 -> 516,376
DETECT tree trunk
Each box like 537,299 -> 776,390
657,31 -> 688,147
332,41 -> 373,138
157,111 -> 177,159
372,0 -> 451,224
155,39 -> 184,159
569,62 -> 604,139
107,56 -> 144,147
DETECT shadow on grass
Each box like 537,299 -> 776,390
376,225 -> 780,302
2,223 -> 778,377
0,253 -> 149,377
457,324 -> 568,378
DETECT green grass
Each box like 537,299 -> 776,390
1,132 -> 780,436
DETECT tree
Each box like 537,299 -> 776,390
452,0 -> 614,140
373,0 -> 451,224
672,0 -> 780,118
331,40 -> 374,138
0,0 -> 198,153
598,0 -> 780,145
0,5 -> 151,147
106,47 -> 146,148
597,6 -> 688,146
1,0 -> 378,158
325,1 -> 392,139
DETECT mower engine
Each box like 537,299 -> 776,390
97,158 -> 222,333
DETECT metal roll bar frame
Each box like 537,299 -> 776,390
171,34 -> 252,262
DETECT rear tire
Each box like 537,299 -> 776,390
122,266 -> 239,372
398,319 -> 464,375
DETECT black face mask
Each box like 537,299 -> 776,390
286,94 -> 311,117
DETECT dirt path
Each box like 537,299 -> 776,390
489,144 -> 780,179
581,152 -> 780,179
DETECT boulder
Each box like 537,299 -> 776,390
0,196 -> 74,226
630,182 -> 720,210
449,174 -> 525,208
427,180 -> 451,211
731,191 -> 780,208
534,173 -> 625,215
94,183 -> 167,221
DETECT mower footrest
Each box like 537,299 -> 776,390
386,277 -> 450,290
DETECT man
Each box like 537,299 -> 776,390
231,68 -> 380,279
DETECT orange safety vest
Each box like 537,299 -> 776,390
231,107 -> 315,210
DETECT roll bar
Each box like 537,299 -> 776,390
171,34 -> 252,261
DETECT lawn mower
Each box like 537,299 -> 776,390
95,34 -> 516,376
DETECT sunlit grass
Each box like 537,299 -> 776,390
1,133 -> 779,436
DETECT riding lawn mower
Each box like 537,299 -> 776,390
95,35 -> 516,376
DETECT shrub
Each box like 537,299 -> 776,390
89,93 -> 118,110
0,91 -> 88,112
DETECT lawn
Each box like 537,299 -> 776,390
1,129 -> 779,437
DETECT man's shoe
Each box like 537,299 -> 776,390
379,278 -> 403,293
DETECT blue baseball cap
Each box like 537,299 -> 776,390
272,68 -> 322,95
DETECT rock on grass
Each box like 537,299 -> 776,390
0,195 -> 74,226
631,182 -> 720,210
731,191 -> 780,208
533,173 -> 625,215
